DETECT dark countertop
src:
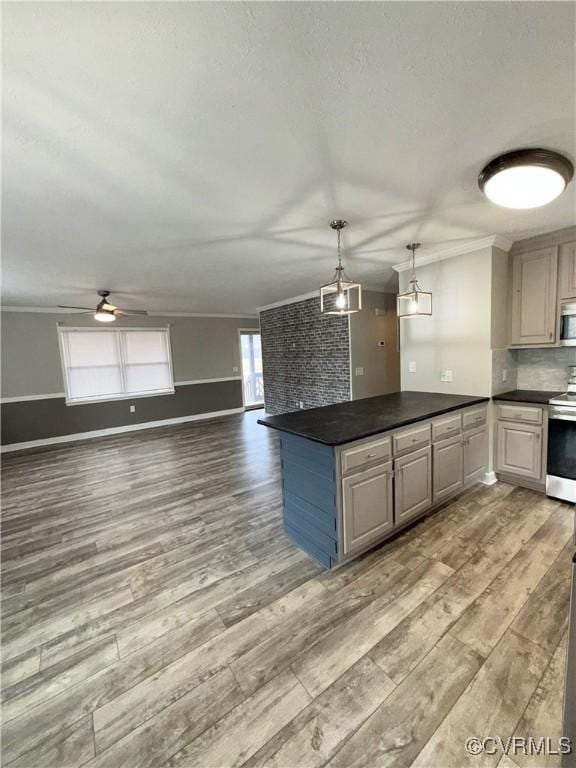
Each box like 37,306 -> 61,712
492,389 -> 563,405
258,391 -> 489,446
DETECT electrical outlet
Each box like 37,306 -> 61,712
232,365 -> 239,373
355,367 -> 364,376
298,400 -> 305,409
502,369 -> 508,382
440,369 -> 454,383
129,404 -> 136,413
408,361 -> 417,373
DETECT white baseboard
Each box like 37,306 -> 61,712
480,471 -> 498,486
1,408 -> 245,453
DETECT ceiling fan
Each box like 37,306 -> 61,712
58,290 -> 149,323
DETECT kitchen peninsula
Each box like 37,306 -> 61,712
259,392 -> 489,568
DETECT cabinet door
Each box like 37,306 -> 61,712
511,247 -> 558,346
495,421 -> 542,480
342,461 -> 393,555
559,241 -> 576,300
395,446 -> 432,525
433,434 -> 464,503
463,425 -> 488,484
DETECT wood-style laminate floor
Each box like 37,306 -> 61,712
1,410 -> 574,768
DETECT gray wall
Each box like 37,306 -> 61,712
260,297 -> 350,415
349,291 -> 400,400
400,246 -> 493,396
1,312 -> 259,398
1,311 -> 258,445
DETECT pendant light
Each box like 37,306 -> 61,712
397,242 -> 432,318
320,220 -> 362,315
478,148 -> 573,209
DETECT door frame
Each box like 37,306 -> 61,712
237,328 -> 264,410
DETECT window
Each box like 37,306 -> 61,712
58,327 -> 174,405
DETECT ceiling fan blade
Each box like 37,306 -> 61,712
58,305 -> 94,311
115,309 -> 149,316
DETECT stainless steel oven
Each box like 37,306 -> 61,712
547,395 -> 576,504
560,302 -> 576,347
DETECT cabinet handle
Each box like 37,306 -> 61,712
366,452 -> 377,459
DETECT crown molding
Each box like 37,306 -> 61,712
392,235 -> 513,273
0,306 -> 257,319
257,291 -> 320,312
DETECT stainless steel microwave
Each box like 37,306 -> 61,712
560,302 -> 576,346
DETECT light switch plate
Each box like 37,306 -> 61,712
440,369 -> 454,382
408,361 -> 417,373
355,367 -> 364,376
502,369 -> 508,382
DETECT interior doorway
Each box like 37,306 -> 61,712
239,330 -> 264,408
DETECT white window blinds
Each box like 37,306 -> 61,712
58,327 -> 174,404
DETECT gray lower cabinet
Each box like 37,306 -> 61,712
495,421 -> 542,480
342,460 -> 394,555
433,434 -> 463,503
395,445 -> 432,525
463,425 -> 488,484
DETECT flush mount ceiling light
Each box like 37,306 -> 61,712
478,148 -> 574,209
320,220 -> 362,315
397,243 -> 432,319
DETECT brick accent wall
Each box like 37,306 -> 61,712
260,297 -> 351,415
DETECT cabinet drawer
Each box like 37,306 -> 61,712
393,423 -> 431,456
341,436 -> 392,475
462,407 -> 487,431
432,413 -> 462,442
496,404 -> 543,425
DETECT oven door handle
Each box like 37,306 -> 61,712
549,412 -> 576,421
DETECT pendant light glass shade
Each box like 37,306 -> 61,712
397,243 -> 432,318
320,220 -> 362,315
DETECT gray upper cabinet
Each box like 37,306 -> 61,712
394,445 -> 432,525
510,246 -> 558,346
342,460 -> 393,555
559,241 -> 576,300
433,434 -> 463,503
463,425 -> 488,484
495,421 -> 542,480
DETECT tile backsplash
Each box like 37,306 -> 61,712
515,347 -> 576,391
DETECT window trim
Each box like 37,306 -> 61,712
57,325 -> 175,406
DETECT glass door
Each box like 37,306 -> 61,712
239,331 -> 264,408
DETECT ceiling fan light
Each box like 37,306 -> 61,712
94,310 -> 116,322
479,149 -> 573,209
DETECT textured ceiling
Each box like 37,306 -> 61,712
3,1 -> 575,314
